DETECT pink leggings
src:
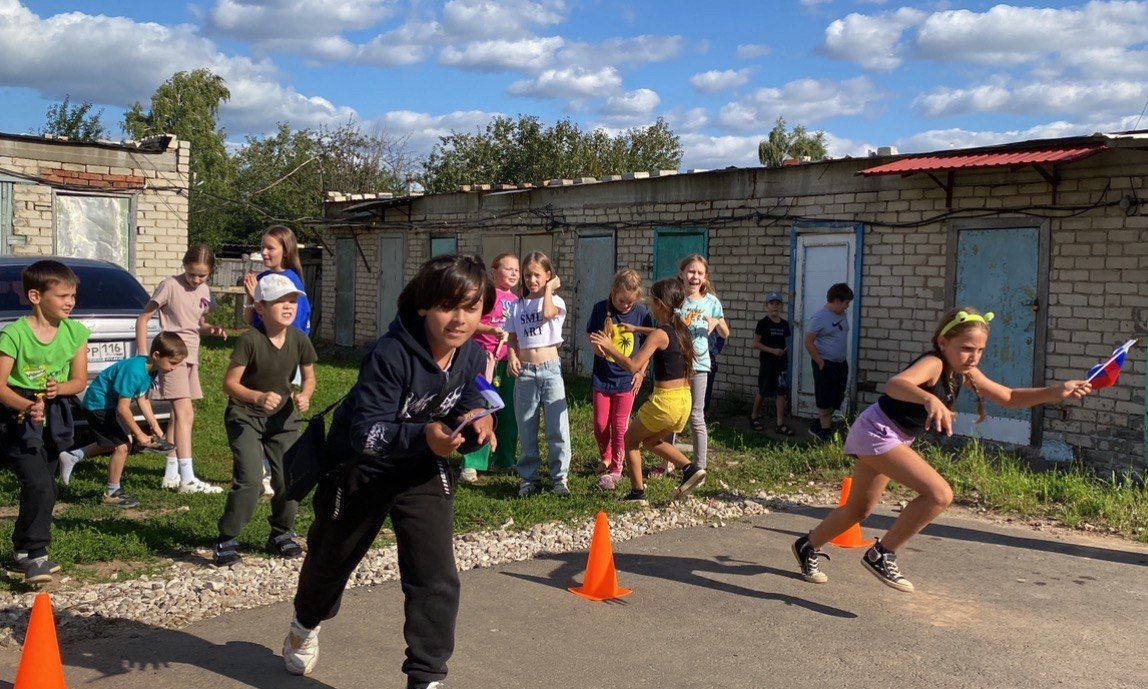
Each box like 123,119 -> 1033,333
592,391 -> 637,475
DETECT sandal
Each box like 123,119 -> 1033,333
750,417 -> 765,432
776,424 -> 795,437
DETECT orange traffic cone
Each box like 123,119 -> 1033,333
829,478 -> 875,549
569,512 -> 633,602
15,593 -> 67,689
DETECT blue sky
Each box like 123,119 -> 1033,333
1,0 -> 1146,168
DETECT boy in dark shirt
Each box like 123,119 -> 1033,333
215,273 -> 317,567
751,292 -> 793,435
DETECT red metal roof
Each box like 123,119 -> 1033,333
859,146 -> 1104,176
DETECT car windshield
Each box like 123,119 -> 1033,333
0,263 -> 149,318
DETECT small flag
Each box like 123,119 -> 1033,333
1086,339 -> 1137,389
451,375 -> 505,436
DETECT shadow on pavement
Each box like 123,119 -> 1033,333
5,611 -> 334,689
757,506 -> 1148,567
503,550 -> 858,619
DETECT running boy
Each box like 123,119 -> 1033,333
750,292 -> 793,436
214,273 -> 317,567
0,260 -> 90,583
284,255 -> 495,688
805,282 -> 853,441
59,332 -> 187,507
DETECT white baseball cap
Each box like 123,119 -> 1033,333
254,273 -> 306,302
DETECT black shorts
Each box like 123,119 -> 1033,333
81,407 -> 131,448
757,358 -> 787,397
811,359 -> 849,411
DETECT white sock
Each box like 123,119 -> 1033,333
178,458 -> 197,484
70,448 -> 85,461
164,456 -> 180,481
106,483 -> 120,495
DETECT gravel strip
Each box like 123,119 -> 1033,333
0,491 -> 815,648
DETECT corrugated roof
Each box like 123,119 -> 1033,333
859,146 -> 1104,176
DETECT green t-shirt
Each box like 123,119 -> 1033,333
0,317 -> 91,391
229,326 -> 317,416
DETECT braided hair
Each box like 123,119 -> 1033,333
649,278 -> 696,374
931,306 -> 990,423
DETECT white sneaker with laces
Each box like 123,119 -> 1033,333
179,477 -> 224,494
161,477 -> 182,491
459,468 -> 478,484
283,619 -> 320,675
58,451 -> 81,485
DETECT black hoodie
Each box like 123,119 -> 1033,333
328,307 -> 488,475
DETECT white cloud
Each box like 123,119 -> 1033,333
665,106 -> 709,132
440,0 -> 566,41
716,77 -> 882,132
0,1 -> 354,133
507,65 -> 622,100
689,68 -> 752,94
601,88 -> 661,122
374,109 -> 501,153
893,114 -> 1146,153
439,37 -> 563,72
913,80 -> 1148,119
201,0 -> 391,55
822,7 -> 926,71
735,43 -> 770,60
557,35 -> 685,69
354,20 -> 441,67
679,133 -> 761,168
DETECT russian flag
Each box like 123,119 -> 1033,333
475,376 -> 505,411
1086,340 -> 1137,390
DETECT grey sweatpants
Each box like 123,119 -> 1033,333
218,402 -> 301,541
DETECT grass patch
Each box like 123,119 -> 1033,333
0,337 -> 1143,590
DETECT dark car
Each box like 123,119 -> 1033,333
0,256 -> 170,425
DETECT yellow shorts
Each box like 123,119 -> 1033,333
635,387 -> 692,435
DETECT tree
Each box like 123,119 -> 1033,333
123,69 -> 232,246
222,120 -> 416,245
422,115 -> 683,193
757,117 -> 828,167
40,96 -> 108,142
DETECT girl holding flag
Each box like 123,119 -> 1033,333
792,306 -> 1093,593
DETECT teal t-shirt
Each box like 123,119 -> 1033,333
82,355 -> 155,411
677,293 -> 724,373
0,317 -> 91,390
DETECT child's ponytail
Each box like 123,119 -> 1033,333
649,278 -> 695,373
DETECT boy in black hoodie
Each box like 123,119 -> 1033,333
285,255 -> 496,689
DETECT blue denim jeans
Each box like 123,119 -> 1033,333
513,359 -> 571,485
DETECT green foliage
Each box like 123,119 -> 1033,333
423,115 -> 683,193
757,116 -> 828,167
123,68 -> 232,247
40,95 -> 108,142
221,120 -> 413,245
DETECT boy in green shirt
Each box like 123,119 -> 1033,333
0,260 -> 90,584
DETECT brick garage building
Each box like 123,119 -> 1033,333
319,132 -> 1148,471
0,132 -> 189,290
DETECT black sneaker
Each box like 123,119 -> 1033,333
267,532 -> 304,559
673,463 -> 707,500
621,490 -> 648,506
102,488 -> 140,508
213,539 -> 242,567
862,540 -> 914,592
791,535 -> 830,584
807,426 -> 831,442
8,553 -> 59,584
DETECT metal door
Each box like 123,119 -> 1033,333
377,234 -> 404,337
335,236 -> 357,347
574,234 -> 616,375
653,228 -> 708,280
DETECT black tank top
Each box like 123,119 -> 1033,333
877,354 -> 960,434
652,325 -> 688,381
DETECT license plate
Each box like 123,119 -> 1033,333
88,341 -> 128,363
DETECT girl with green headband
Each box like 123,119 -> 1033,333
791,306 -> 1092,593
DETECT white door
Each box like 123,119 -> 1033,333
377,234 -> 404,337
792,232 -> 859,418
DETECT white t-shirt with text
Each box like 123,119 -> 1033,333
508,295 -> 566,350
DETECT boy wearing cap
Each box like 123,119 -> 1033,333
751,292 -> 793,435
214,273 -> 317,567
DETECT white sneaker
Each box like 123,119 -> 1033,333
58,451 -> 81,486
459,468 -> 478,485
283,619 -> 320,676
262,475 -> 275,497
179,478 -> 224,494
161,477 -> 182,491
